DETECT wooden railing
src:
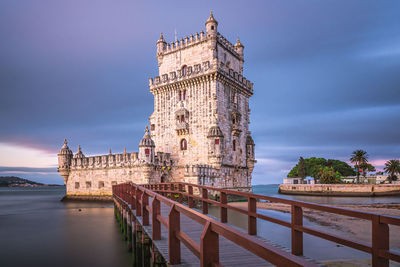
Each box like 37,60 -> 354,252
113,182 -> 400,267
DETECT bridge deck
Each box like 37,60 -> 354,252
115,182 -> 400,267
135,199 -> 274,266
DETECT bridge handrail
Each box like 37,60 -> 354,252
148,182 -> 399,222
139,182 -> 400,266
113,182 -> 318,267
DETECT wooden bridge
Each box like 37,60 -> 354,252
112,182 -> 400,266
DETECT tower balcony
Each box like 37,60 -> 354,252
232,125 -> 242,136
176,122 -> 189,135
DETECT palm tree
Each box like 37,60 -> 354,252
350,150 -> 368,183
384,159 -> 400,184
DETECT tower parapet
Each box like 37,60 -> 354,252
149,61 -> 253,95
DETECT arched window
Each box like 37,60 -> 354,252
180,139 -> 187,150
233,140 -> 236,151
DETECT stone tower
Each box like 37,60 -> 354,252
148,12 -> 255,189
57,12 -> 255,200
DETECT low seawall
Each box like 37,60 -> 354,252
61,194 -> 113,202
278,184 -> 400,196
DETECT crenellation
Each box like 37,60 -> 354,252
150,62 -> 252,95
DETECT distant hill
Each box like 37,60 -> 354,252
0,176 -> 59,187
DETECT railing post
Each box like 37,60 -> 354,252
170,184 -> 175,200
372,215 -> 389,267
168,205 -> 181,264
136,189 -> 142,217
220,192 -> 227,223
164,184 -> 168,198
126,185 -> 131,206
131,186 -> 136,210
188,185 -> 194,208
202,188 -> 208,214
142,192 -> 149,226
248,197 -> 257,235
201,221 -> 219,267
178,183 -> 183,203
291,205 -> 303,256
152,197 -> 161,240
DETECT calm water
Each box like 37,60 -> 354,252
0,187 -> 131,267
1,185 -> 399,266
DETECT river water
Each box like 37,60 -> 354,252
1,185 -> 399,267
0,187 -> 131,267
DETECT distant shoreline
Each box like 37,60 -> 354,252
0,176 -> 63,187
0,184 -> 64,188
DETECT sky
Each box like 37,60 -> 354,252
0,0 -> 399,185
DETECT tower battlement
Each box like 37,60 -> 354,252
68,149 -> 172,170
149,61 -> 253,94
156,31 -> 242,60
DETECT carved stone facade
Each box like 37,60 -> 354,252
58,12 -> 256,199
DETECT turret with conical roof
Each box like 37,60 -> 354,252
73,145 -> 85,159
205,11 -> 218,38
156,32 -> 166,55
234,36 -> 244,58
139,126 -> 155,163
57,139 -> 73,183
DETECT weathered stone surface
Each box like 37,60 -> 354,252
58,12 -> 256,199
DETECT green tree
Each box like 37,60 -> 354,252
318,166 -> 342,184
350,150 -> 368,184
384,159 -> 400,184
360,163 -> 376,178
287,157 -> 354,180
326,159 -> 356,177
298,157 -> 306,179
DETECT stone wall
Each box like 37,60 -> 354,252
64,163 -> 172,198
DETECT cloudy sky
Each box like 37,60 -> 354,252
1,0 -> 399,185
